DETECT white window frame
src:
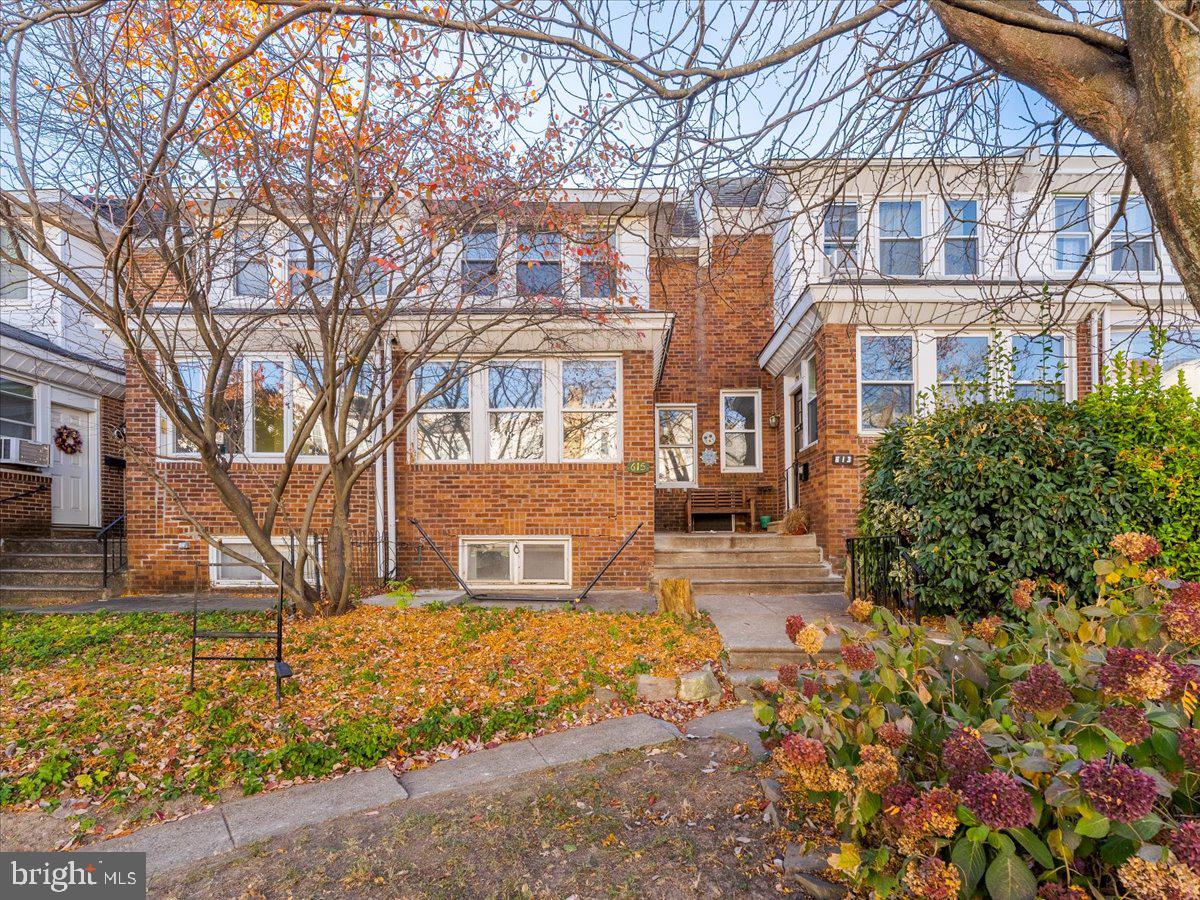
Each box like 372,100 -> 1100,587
942,198 -> 980,277
208,536 -> 320,587
877,199 -> 924,278
0,229 -> 29,301
1053,195 -> 1092,274
0,373 -> 38,441
486,360 -> 546,462
458,535 -> 572,589
162,355 -> 354,462
560,358 -> 621,463
800,355 -> 818,448
655,403 -> 698,488
933,333 -> 992,405
1107,195 -> 1157,274
1009,332 -> 1069,401
822,202 -> 859,275
719,389 -> 762,473
409,356 -> 622,465
857,333 -> 916,435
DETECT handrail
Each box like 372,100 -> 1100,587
97,514 -> 127,588
845,533 -> 920,619
0,483 -> 48,506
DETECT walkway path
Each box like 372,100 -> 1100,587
697,591 -> 851,674
93,710 -> 756,876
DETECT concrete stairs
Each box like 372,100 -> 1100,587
653,531 -> 843,596
0,532 -> 108,602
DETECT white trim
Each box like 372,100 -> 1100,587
1052,194 -> 1092,274
857,332 -> 916,435
208,535 -> 320,587
799,355 -> 818,449
939,197 -> 981,278
458,535 -> 572,589
718,389 -> 763,473
654,403 -> 698,488
877,198 -> 924,278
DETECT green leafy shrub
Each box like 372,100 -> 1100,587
861,401 -> 1137,618
1080,363 -> 1200,577
758,534 -> 1200,898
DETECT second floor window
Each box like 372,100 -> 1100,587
879,200 -> 922,277
823,203 -> 858,274
579,233 -> 615,299
517,232 -> 562,297
1054,197 -> 1091,271
289,241 -> 334,297
1110,196 -> 1156,272
461,229 -> 499,297
0,230 -> 28,301
944,200 -> 979,276
233,236 -> 271,298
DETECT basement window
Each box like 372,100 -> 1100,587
460,537 -> 571,588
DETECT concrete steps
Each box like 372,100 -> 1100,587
0,533 -> 107,601
655,532 -> 816,551
653,531 -> 840,595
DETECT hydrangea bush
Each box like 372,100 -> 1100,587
757,534 -> 1200,898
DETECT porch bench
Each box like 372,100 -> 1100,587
685,488 -> 756,532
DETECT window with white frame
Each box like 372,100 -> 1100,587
879,200 -> 922,277
936,335 -> 990,404
561,359 -> 618,461
578,231 -> 615,299
412,362 -> 471,462
171,359 -> 245,455
1109,196 -> 1156,272
488,362 -> 544,461
859,335 -> 914,431
822,203 -> 859,274
1054,197 -> 1091,271
1,229 -> 29,300
461,536 -> 570,587
720,390 -> 761,471
656,405 -> 696,486
292,359 -> 327,455
517,231 -> 562,297
251,360 -> 286,453
1108,326 -> 1200,386
411,358 -> 621,464
233,235 -> 272,298
944,200 -> 979,276
1011,334 -> 1066,400
802,356 -> 818,446
0,377 -> 36,440
210,537 -> 319,587
461,228 -> 499,297
288,239 -> 334,297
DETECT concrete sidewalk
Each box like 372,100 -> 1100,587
94,713 -> 688,876
697,592 -> 851,670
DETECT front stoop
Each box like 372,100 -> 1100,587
0,534 -> 109,602
652,531 -> 843,595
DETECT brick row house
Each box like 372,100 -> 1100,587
9,155 -> 1194,600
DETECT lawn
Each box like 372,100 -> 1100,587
0,604 -> 723,844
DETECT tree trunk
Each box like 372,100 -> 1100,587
930,0 -> 1200,311
323,496 -> 356,615
657,578 -> 697,619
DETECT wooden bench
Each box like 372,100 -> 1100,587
686,488 -> 757,532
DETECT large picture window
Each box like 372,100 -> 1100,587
488,362 -> 544,461
656,405 -> 696,486
561,359 -> 618,461
859,335 -> 914,431
720,390 -> 761,472
1011,335 -> 1066,400
413,362 -> 471,462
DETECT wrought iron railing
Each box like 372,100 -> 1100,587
97,515 -> 127,587
845,534 -> 920,619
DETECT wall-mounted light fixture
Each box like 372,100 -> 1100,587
768,414 -> 780,428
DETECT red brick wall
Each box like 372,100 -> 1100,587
122,360 -> 376,593
651,235 -> 784,531
791,324 -> 876,568
0,468 -> 52,538
1076,316 -> 1095,397
100,394 -> 125,525
394,349 -> 656,590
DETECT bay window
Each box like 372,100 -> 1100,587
411,357 -> 622,464
656,405 -> 696,486
562,359 -> 618,461
1054,197 -> 1090,271
936,335 -> 990,404
0,377 -> 36,440
720,390 -> 761,472
488,362 -> 544,461
1011,335 -> 1065,400
879,200 -> 922,276
1109,196 -> 1156,272
944,200 -> 979,276
859,335 -> 914,431
413,362 -> 471,462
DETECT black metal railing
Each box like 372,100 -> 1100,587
290,528 -> 396,600
0,482 -> 48,506
845,534 -> 920,619
97,515 -> 127,588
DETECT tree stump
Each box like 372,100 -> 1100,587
657,577 -> 696,619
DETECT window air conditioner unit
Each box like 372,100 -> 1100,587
0,437 -> 51,467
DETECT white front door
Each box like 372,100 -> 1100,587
49,404 -> 93,527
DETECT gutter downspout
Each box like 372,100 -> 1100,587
374,340 -> 386,579
384,341 -> 398,578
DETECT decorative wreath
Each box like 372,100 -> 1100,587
54,425 -> 83,455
